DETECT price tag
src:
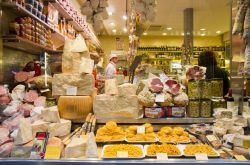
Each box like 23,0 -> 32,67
155,94 -> 165,102
137,126 -> 145,134
117,151 -> 128,158
66,86 -> 77,95
234,155 -> 248,161
44,146 -> 61,159
159,73 -> 168,83
156,153 -> 168,160
206,135 -> 217,142
195,153 -> 208,161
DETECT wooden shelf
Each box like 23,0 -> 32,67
3,35 -> 63,55
1,2 -> 53,31
1,2 -> 66,43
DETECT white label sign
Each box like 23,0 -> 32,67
206,135 -> 217,142
66,86 -> 77,95
155,94 -> 165,102
195,153 -> 208,161
137,126 -> 145,134
117,151 -> 128,158
156,153 -> 168,160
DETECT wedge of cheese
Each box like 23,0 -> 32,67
41,106 -> 60,123
31,120 -> 49,137
65,137 -> 87,158
15,118 -> 33,145
48,119 -> 71,137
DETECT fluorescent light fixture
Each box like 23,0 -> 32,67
123,15 -> 128,20
123,27 -> 128,32
112,29 -> 117,33
108,11 -> 113,16
201,33 -> 206,36
143,32 -> 148,35
181,32 -> 184,36
200,28 -> 206,31
162,33 -> 167,36
110,22 -> 115,26
216,30 -> 221,34
167,27 -> 172,30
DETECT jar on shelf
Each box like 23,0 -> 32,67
187,99 -> 200,118
212,97 -> 226,110
246,78 -> 250,96
188,80 -> 211,99
211,78 -> 223,97
200,99 -> 212,118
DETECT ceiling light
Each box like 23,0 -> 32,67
181,32 -> 184,36
110,22 -> 115,26
162,33 -> 167,36
143,32 -> 148,35
216,30 -> 221,34
201,33 -> 206,36
200,28 -> 206,31
112,29 -> 117,33
167,27 -> 172,30
108,11 -> 113,16
123,27 -> 128,32
123,15 -> 128,20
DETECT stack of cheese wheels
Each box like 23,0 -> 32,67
58,96 -> 93,123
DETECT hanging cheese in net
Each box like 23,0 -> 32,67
58,96 -> 93,123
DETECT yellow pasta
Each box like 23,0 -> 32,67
184,144 -> 217,156
157,126 -> 190,143
96,121 -> 125,141
103,144 -> 143,157
147,144 -> 181,156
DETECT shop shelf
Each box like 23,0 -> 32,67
3,35 -> 63,55
97,118 -> 214,124
1,2 -> 53,31
1,2 -> 66,42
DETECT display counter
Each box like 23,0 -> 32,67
0,158 -> 249,165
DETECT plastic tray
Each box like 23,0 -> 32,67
125,137 -> 158,143
144,145 -> 183,157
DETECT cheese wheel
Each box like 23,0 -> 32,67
58,96 -> 93,123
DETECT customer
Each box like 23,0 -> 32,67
105,54 -> 118,79
198,50 -> 230,96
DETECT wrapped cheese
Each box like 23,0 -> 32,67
118,83 -> 137,96
93,94 -> 140,119
52,73 -> 94,96
31,120 -> 49,137
11,141 -> 33,158
228,126 -> 244,135
58,96 -> 93,123
156,92 -> 172,106
173,92 -> 189,106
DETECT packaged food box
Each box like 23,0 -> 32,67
166,106 -> 186,118
144,106 -> 166,118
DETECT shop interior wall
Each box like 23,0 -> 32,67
99,35 -> 224,67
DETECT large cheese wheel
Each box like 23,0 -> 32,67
58,96 -> 93,123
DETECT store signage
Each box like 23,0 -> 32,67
155,94 -> 165,102
66,86 -> 77,95
137,126 -> 145,134
117,151 -> 128,158
195,153 -> 208,161
156,153 -> 168,160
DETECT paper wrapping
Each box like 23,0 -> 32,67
232,0 -> 248,34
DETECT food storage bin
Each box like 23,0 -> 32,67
187,99 -> 200,118
144,106 -> 166,118
37,11 -> 42,19
41,14 -> 46,21
38,2 -> 43,12
211,78 -> 223,97
212,97 -> 226,110
200,99 -> 212,118
33,0 -> 38,9
32,8 -> 38,16
26,0 -> 34,6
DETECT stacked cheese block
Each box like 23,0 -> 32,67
93,83 -> 140,119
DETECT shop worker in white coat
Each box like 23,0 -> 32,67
105,54 -> 118,79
